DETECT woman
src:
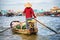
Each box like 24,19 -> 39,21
23,2 -> 36,29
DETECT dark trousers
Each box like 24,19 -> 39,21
26,18 -> 32,29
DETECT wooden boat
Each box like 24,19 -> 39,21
10,19 -> 38,34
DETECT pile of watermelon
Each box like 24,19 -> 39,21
16,23 -> 26,29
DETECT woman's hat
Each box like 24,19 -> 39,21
24,2 -> 32,7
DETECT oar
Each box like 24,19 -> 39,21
34,18 -> 58,34
0,27 -> 11,33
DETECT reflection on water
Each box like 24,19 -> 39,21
0,16 -> 60,40
19,34 -> 38,40
18,34 -> 47,40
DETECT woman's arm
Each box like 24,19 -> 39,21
23,8 -> 26,16
31,8 -> 36,18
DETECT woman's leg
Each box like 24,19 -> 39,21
26,18 -> 32,29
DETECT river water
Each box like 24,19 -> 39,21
0,16 -> 60,40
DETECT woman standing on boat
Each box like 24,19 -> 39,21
23,2 -> 36,29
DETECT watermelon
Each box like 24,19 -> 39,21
16,25 -> 21,29
22,25 -> 26,29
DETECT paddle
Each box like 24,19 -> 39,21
0,27 -> 11,33
34,18 -> 58,34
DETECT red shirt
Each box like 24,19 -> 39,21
23,7 -> 36,18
